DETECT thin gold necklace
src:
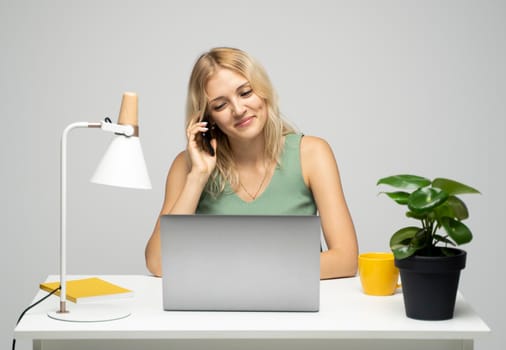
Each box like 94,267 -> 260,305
239,163 -> 270,200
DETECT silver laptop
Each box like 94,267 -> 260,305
160,215 -> 320,312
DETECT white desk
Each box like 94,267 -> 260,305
15,275 -> 490,350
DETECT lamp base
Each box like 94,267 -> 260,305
48,304 -> 131,322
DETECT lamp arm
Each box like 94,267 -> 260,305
59,121 -> 110,314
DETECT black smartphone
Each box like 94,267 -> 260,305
201,115 -> 215,157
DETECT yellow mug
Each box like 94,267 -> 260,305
358,252 -> 400,296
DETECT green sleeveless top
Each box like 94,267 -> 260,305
196,133 -> 317,215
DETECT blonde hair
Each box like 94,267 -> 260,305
185,47 -> 296,196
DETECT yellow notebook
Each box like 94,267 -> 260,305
40,277 -> 134,304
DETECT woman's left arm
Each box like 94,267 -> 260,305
301,136 -> 358,279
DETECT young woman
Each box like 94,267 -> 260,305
145,47 -> 358,279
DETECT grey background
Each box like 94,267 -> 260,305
1,0 -> 504,349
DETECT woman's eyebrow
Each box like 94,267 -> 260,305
236,82 -> 251,90
208,82 -> 250,103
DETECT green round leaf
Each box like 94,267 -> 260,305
435,196 -> 469,220
381,191 -> 410,205
392,228 -> 431,259
441,217 -> 473,245
432,178 -> 480,195
406,211 -> 427,220
390,226 -> 419,247
377,175 -> 431,190
408,187 -> 449,213
411,228 -> 430,249
391,243 -> 419,259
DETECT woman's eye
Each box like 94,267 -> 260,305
213,103 -> 226,111
240,90 -> 253,97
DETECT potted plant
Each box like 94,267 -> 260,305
377,174 -> 480,320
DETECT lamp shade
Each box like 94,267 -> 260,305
90,92 -> 151,189
91,135 -> 151,189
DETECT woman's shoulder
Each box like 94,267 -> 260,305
172,150 -> 187,164
298,135 -> 337,185
169,150 -> 191,173
300,135 -> 333,154
285,133 -> 330,148
300,135 -> 337,168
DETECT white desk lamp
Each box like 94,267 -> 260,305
48,92 -> 151,322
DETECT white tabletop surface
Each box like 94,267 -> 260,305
14,275 -> 490,340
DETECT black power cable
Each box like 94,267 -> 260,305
12,286 -> 61,350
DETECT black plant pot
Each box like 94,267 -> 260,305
394,248 -> 466,320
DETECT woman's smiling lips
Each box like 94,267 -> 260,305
234,116 -> 255,128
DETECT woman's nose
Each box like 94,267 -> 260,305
230,99 -> 246,118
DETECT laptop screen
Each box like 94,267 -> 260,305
160,215 -> 320,312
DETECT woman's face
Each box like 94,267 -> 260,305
205,68 -> 267,142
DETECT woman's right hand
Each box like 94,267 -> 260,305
186,119 -> 217,179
